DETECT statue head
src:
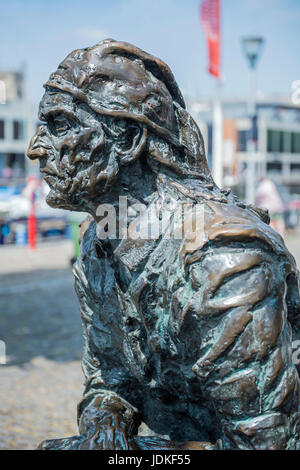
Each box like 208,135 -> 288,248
27,39 -> 214,212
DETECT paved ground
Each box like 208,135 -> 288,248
0,240 -> 83,450
1,232 -> 300,450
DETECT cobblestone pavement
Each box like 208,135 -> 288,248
1,233 -> 300,450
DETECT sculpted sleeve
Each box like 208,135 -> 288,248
73,219 -> 142,433
184,240 -> 300,450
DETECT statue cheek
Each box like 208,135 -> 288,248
59,129 -> 99,165
58,134 -> 78,152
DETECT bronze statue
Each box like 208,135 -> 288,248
27,39 -> 300,450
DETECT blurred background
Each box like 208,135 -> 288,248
0,0 -> 299,449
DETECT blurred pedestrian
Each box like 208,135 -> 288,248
2,166 -> 12,180
255,177 -> 285,237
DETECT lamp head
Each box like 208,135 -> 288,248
241,36 -> 265,69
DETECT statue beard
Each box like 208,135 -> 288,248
43,127 -> 121,212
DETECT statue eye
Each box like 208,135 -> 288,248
52,115 -> 71,135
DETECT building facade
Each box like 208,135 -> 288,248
0,70 -> 37,188
187,97 -> 300,198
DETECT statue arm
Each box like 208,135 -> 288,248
39,266 -> 142,450
72,255 -> 143,449
39,221 -> 143,450
185,242 -> 300,450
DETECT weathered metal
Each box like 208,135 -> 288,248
27,39 -> 300,450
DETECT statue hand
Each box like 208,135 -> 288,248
38,412 -> 138,450
77,411 -> 139,450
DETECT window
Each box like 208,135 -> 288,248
0,120 -> 4,139
267,130 -> 280,153
282,131 -> 292,153
267,161 -> 282,173
267,130 -> 295,153
13,120 -> 24,140
237,130 -> 248,152
292,133 -> 300,154
279,131 -> 285,153
290,163 -> 300,172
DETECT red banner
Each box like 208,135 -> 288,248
201,0 -> 221,79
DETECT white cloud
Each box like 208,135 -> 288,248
76,28 -> 110,43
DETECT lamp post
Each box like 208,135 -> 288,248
241,36 -> 265,204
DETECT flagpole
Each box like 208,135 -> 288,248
212,79 -> 223,188
200,0 -> 223,188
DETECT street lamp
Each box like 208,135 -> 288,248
242,37 -> 265,70
241,36 -> 265,204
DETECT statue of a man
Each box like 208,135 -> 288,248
27,39 -> 300,450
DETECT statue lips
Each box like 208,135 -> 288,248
27,137 -> 59,182
28,138 -> 63,186
38,160 -> 62,189
40,164 -> 61,178
41,173 -> 59,189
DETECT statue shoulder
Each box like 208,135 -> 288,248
183,199 -> 294,266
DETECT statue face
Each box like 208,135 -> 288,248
27,89 -> 112,211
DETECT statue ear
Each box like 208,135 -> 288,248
114,125 -> 148,165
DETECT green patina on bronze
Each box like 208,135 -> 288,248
27,39 -> 300,450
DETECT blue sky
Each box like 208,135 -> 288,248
1,0 -> 299,109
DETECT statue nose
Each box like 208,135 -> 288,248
27,126 -> 48,160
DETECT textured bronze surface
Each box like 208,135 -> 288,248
27,39 -> 300,450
